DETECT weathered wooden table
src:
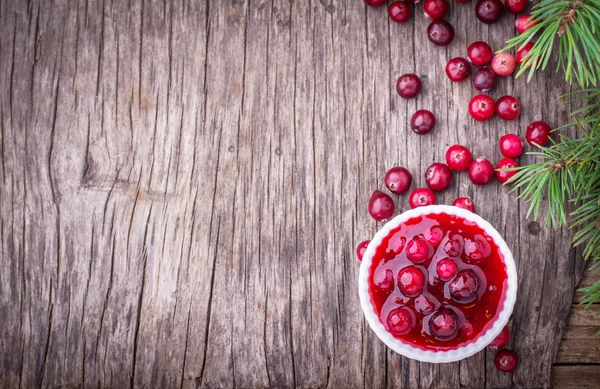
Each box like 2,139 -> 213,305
0,0 -> 592,387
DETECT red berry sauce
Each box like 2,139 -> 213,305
368,213 -> 508,351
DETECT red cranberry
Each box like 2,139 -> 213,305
406,237 -> 431,263
424,226 -> 444,246
488,325 -> 510,350
496,157 -> 519,184
505,0 -> 527,13
516,14 -> 539,34
453,197 -> 475,212
445,57 -> 471,82
516,42 -> 536,65
424,0 -> 448,19
526,120 -> 552,147
436,258 -> 457,280
368,190 -> 395,221
356,240 -> 370,261
491,52 -> 516,76
425,163 -> 453,192
429,308 -> 459,340
496,96 -> 521,121
427,20 -> 455,46
364,0 -> 387,6
475,0 -> 505,23
443,235 -> 464,256
396,74 -> 422,99
411,110 -> 436,135
409,188 -> 436,208
388,1 -> 412,23
449,269 -> 481,303
494,349 -> 519,372
374,267 -> 395,291
386,307 -> 415,335
415,295 -> 436,315
499,134 -> 523,158
469,157 -> 495,185
446,145 -> 472,171
472,68 -> 497,92
387,233 -> 407,256
385,166 -> 413,194
464,235 -> 491,262
469,94 -> 495,121
467,41 -> 493,66
397,266 -> 425,296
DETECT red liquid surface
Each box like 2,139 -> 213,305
368,213 -> 508,351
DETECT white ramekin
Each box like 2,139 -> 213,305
358,205 -> 517,363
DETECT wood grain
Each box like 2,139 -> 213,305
0,0 -> 587,387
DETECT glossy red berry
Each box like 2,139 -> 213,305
499,134 -> 523,158
496,96 -> 521,120
385,166 -> 413,194
427,20 -> 455,46
467,41 -> 493,66
386,307 -> 415,335
364,0 -> 387,6
469,94 -> 495,121
472,68 -> 497,92
436,258 -> 458,280
526,121 -> 552,146
425,162 -> 453,192
516,42 -> 536,66
464,236 -> 491,262
396,74 -> 422,99
449,269 -> 481,303
446,145 -> 472,171
424,0 -> 448,19
453,197 -> 475,212
494,349 -> 519,372
516,14 -> 539,33
368,190 -> 395,221
411,110 -> 436,135
469,157 -> 495,185
397,266 -> 426,296
491,52 -> 516,76
476,0 -> 505,23
430,308 -> 459,340
406,237 -> 431,263
409,188 -> 436,208
445,57 -> 471,82
488,326 -> 510,350
356,240 -> 370,261
374,267 -> 395,291
505,0 -> 527,13
388,1 -> 412,23
424,226 -> 444,246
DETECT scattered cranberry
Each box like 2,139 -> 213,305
415,295 -> 436,315
516,42 -> 535,65
526,121 -> 552,146
398,266 -> 426,296
453,197 -> 475,212
427,20 -> 455,46
406,237 -> 431,263
467,41 -> 493,66
386,307 -> 415,335
496,158 -> 519,184
491,52 -> 516,76
469,157 -> 495,185
516,14 -> 539,34
424,226 -> 444,246
445,57 -> 471,83
396,74 -> 422,99
446,145 -> 472,171
449,269 -> 481,303
494,349 -> 519,372
496,96 -> 521,121
429,308 -> 459,340
436,258 -> 458,280
499,134 -> 523,158
364,0 -> 387,6
469,94 -> 495,121
464,235 -> 491,262
368,190 -> 395,221
472,68 -> 497,92
424,0 -> 448,19
425,163 -> 453,192
409,188 -> 436,208
388,1 -> 412,23
443,235 -> 464,256
505,0 -> 527,13
411,110 -> 436,135
374,268 -> 395,291
475,0 -> 504,23
356,240 -> 370,261
488,325 -> 510,350
385,166 -> 413,194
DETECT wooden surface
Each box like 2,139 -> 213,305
0,0 -> 593,387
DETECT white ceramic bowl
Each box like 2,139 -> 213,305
358,205 -> 517,363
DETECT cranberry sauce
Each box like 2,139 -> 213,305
368,213 -> 508,351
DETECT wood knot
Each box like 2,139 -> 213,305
528,221 -> 541,235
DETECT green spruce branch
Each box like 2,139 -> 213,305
501,0 -> 600,88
